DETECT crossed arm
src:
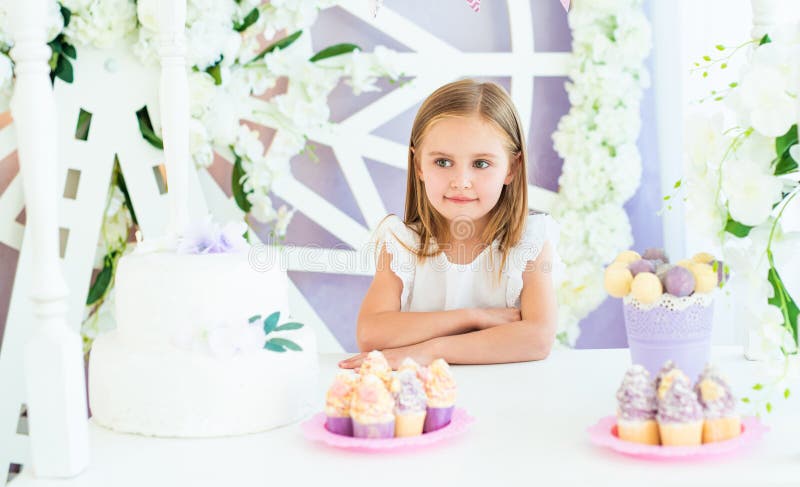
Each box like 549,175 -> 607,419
339,242 -> 557,370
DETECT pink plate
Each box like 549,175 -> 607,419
302,408 -> 474,451
587,416 -> 768,460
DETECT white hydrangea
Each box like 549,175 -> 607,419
63,0 -> 137,48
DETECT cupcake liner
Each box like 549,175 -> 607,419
423,405 -> 454,433
702,416 -> 741,443
325,415 -> 353,437
659,420 -> 703,446
395,411 -> 426,437
617,418 -> 660,445
353,419 -> 395,439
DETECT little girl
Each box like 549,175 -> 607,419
339,79 -> 560,370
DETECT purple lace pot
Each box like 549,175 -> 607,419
622,294 -> 714,382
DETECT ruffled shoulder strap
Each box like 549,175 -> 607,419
372,215 -> 419,309
504,213 -> 562,308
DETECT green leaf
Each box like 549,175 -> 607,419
702,55 -> 711,61
60,5 -> 72,28
775,124 -> 797,158
702,71 -> 708,78
752,383 -> 763,390
724,217 -> 753,238
135,106 -> 164,150
62,42 -> 77,60
274,322 -> 304,331
741,397 -> 750,403
720,63 -> 727,69
673,179 -> 681,189
231,155 -> 252,213
263,311 -> 280,334
760,34 -> 771,45
785,388 -> 791,399
54,55 -> 73,83
263,340 -> 286,352
766,402 -> 772,413
715,44 -> 725,51
774,152 -> 798,175
729,82 -> 738,88
113,156 -> 139,226
663,195 -> 670,201
248,30 -> 302,64
234,7 -> 260,32
248,314 -> 261,324
205,59 -> 223,85
767,266 -> 799,344
75,108 -> 92,141
86,260 -> 113,305
309,43 -> 360,62
266,337 -> 302,351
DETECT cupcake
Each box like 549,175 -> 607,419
324,372 -> 356,436
390,369 -> 428,437
615,365 -> 659,445
655,360 -> 678,391
695,365 -> 741,443
350,374 -> 395,438
656,371 -> 704,446
423,358 -> 457,433
358,350 -> 393,389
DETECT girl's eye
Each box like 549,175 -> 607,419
434,158 -> 452,168
474,160 -> 490,169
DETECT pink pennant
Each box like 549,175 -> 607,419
465,0 -> 480,13
560,0 -> 571,11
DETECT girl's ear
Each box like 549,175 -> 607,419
504,153 -> 521,185
411,147 -> 423,181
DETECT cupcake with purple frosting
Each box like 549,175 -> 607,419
324,372 -> 356,436
656,370 -> 704,446
423,359 -> 457,433
390,369 -> 428,437
351,374 -> 395,439
695,364 -> 741,443
615,365 -> 659,445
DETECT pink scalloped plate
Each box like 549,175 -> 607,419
587,416 -> 768,461
301,408 -> 474,451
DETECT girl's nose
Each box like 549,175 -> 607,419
450,170 -> 472,189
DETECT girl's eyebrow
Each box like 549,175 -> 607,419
427,150 -> 499,159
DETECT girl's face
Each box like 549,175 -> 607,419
415,114 -> 517,237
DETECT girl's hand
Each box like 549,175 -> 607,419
338,342 -> 436,370
475,307 -> 521,330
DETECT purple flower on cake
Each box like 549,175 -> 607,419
177,217 -> 249,254
616,365 -> 657,421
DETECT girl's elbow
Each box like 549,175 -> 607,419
356,317 -> 379,352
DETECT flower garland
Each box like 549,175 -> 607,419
0,0 -> 400,350
684,32 -> 799,412
551,0 -> 651,345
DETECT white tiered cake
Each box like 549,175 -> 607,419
89,247 -> 318,437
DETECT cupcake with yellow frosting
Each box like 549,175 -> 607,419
324,372 -> 356,436
358,350 -> 393,389
656,369 -> 703,446
390,369 -> 428,437
695,364 -> 741,443
423,358 -> 457,433
350,374 -> 395,438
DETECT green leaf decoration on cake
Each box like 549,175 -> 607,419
264,338 -> 303,352
274,322 -> 304,331
263,311 -> 280,334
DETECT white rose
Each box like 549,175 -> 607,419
722,160 -> 784,226
136,0 -> 158,31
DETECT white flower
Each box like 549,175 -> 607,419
234,124 -> 265,163
136,0 -> 158,31
274,205 -> 296,237
722,159 -> 784,226
249,193 -> 277,223
64,0 -> 137,48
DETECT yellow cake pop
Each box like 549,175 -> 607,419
692,252 -> 715,264
689,262 -> 718,293
614,250 -> 641,266
676,259 -> 693,269
631,272 -> 663,304
604,263 -> 633,298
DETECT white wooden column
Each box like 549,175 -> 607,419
8,0 -> 89,478
158,0 -> 190,238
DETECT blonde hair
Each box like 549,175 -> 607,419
385,78 -> 530,285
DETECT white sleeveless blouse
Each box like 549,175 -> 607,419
373,214 -> 561,311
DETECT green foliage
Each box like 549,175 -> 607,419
231,154 -> 252,213
234,8 -> 259,32
248,30 -> 302,64
135,106 -> 164,150
309,43 -> 360,62
724,217 -> 753,238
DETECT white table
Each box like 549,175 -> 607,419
10,348 -> 800,487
